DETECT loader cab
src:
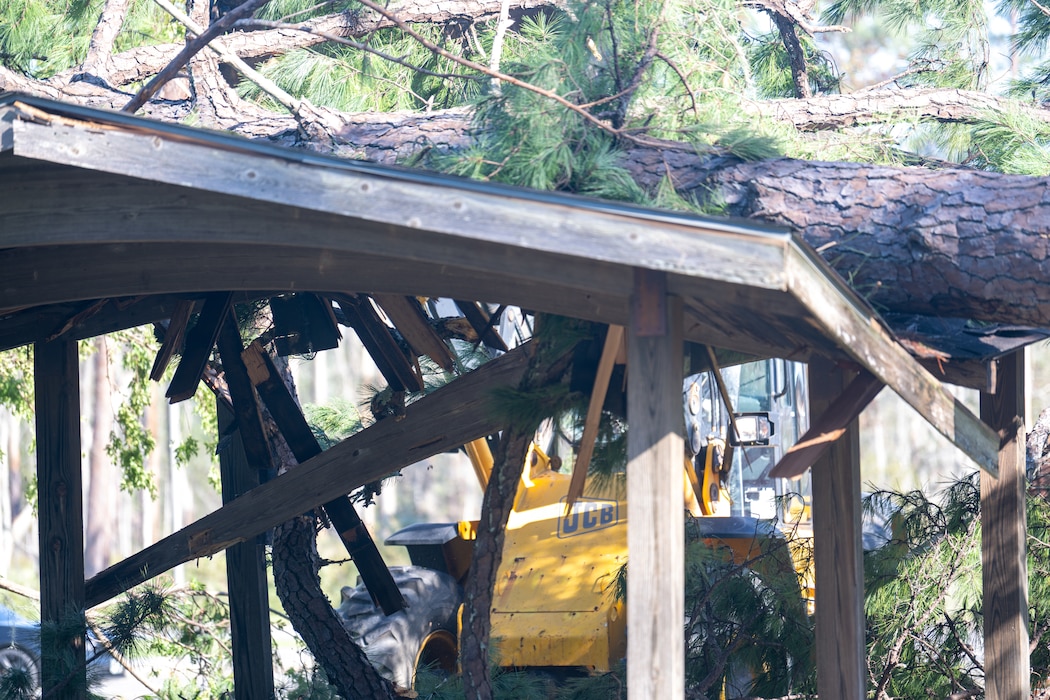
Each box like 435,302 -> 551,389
684,358 -> 810,525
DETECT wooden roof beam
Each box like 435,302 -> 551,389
785,248 -> 999,474
84,341 -> 531,607
372,294 -> 456,372
150,299 -> 196,381
333,293 -> 423,393
2,103 -> 1001,470
454,300 -> 509,353
769,368 -> 885,480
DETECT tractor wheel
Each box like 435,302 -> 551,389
337,566 -> 462,692
0,644 -> 39,696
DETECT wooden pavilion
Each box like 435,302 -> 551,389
0,92 -> 1033,698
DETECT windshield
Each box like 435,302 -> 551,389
683,359 -> 810,522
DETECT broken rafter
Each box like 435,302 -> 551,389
215,313 -> 273,483
334,293 -> 424,393
165,292 -> 232,403
372,294 -> 456,372
243,340 -> 404,615
566,324 -> 623,508
150,298 -> 196,381
454,300 -> 509,352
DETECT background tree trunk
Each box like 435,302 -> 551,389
85,336 -> 115,578
460,320 -> 586,699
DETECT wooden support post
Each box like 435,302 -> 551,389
34,339 -> 86,699
218,403 -> 276,700
809,356 -> 865,699
981,351 -> 1030,700
627,270 -> 684,700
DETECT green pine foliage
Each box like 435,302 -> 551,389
966,110 -> 1050,175
239,25 -> 480,113
113,0 -> 182,53
0,0 -> 95,75
999,0 -> 1050,102
1028,491 -> 1050,682
748,31 -> 840,97
863,476 -> 984,697
682,520 -> 814,697
434,11 -> 645,199
488,315 -> 594,433
0,0 -> 179,77
304,398 -> 364,446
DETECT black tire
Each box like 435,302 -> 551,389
0,644 -> 40,697
337,566 -> 462,692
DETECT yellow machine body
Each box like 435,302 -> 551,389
454,440 -> 800,671
486,447 -> 628,670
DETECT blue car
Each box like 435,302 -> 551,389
0,605 -> 123,693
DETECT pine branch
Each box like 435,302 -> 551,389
84,617 -> 160,695
654,50 -> 699,119
1030,0 -> 1050,18
348,0 -> 645,143
612,26 -> 659,128
752,87 -> 1050,130
757,6 -> 811,98
129,0 -> 351,144
0,575 -> 40,601
487,0 -> 514,92
124,0 -> 274,112
744,0 -> 849,35
79,0 -> 134,83
51,0 -> 565,88
233,19 -> 480,81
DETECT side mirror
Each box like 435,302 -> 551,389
729,413 -> 774,446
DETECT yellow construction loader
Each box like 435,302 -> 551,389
337,356 -> 813,691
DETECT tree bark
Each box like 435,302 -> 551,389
79,0 -> 133,83
460,428 -> 532,700
769,12 -> 811,98
212,332 -> 397,700
621,144 -> 1050,327
261,362 -> 396,700
753,87 -> 1050,131
272,513 -> 398,699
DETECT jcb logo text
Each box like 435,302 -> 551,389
558,498 -> 619,538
